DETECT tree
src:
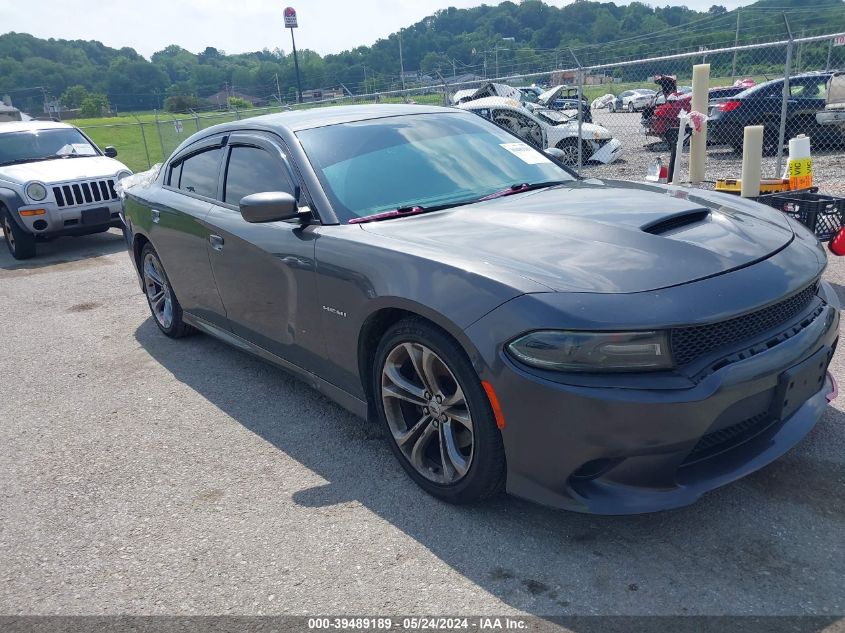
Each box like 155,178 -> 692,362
164,94 -> 198,112
227,96 -> 252,109
79,93 -> 110,117
60,85 -> 89,108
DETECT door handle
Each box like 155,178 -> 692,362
151,209 -> 160,224
209,234 -> 224,251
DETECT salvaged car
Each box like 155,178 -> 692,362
457,97 -> 621,166
450,82 -> 522,105
816,71 -> 845,131
122,104 -> 839,514
0,121 -> 130,259
609,89 -> 656,113
536,85 -> 592,123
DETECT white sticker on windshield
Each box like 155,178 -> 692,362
500,142 -> 552,165
57,143 -> 97,156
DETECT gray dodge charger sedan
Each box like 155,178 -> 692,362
122,104 -> 839,514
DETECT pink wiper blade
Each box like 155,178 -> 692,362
478,181 -> 567,201
349,206 -> 425,225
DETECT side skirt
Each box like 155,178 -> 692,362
182,313 -> 369,420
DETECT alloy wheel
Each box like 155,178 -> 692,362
143,252 -> 174,330
380,342 -> 474,484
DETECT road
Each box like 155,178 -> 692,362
0,228 -> 843,618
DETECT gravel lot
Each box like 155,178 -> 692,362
580,111 -> 845,197
0,227 -> 843,618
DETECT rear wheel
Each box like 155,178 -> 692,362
627,101 -> 635,113
2,207 -> 36,260
373,318 -> 506,504
140,243 -> 194,338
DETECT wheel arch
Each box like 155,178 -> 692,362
132,232 -> 151,290
356,300 -> 484,418
0,188 -> 26,230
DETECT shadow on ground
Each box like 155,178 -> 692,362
134,317 -> 844,623
0,228 -> 126,274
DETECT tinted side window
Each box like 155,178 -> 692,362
224,146 -> 294,204
179,147 -> 222,198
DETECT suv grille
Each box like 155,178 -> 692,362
53,179 -> 118,208
670,283 -> 819,366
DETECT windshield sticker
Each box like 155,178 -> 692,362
57,144 -> 97,156
500,142 -> 552,165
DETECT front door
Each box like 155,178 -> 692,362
205,133 -> 323,373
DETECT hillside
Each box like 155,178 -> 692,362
2,0 -> 844,113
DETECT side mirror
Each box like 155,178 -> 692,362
104,146 -> 118,158
240,192 -> 300,223
544,147 -> 567,161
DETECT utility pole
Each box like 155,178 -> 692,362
275,73 -> 282,103
399,30 -> 406,91
731,9 -> 741,82
284,7 -> 303,103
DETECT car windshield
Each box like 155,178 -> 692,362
0,128 -> 99,166
297,112 -> 574,222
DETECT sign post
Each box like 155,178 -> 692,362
284,7 -> 303,104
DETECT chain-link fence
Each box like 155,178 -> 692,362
78,32 -> 845,196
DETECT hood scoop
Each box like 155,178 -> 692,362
642,209 -> 710,235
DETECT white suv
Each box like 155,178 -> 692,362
0,121 -> 131,259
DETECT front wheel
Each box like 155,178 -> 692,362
140,243 -> 194,338
627,102 -> 635,113
556,138 -> 592,167
2,207 -> 36,260
373,318 -> 506,504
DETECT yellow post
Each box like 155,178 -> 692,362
688,63 -> 710,184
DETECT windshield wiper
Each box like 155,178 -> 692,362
0,155 -> 59,166
349,199 -> 477,224
478,181 -> 568,201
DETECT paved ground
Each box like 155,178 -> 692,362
0,228 -> 843,618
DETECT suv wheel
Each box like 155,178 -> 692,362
373,318 -> 506,504
2,207 -> 36,260
627,102 -> 635,113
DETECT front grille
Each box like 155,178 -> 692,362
682,412 -> 778,466
52,179 -> 117,208
670,283 -> 819,366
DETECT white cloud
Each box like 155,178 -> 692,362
0,0 -> 757,59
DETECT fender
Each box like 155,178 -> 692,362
0,187 -> 26,230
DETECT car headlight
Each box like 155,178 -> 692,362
592,131 -> 612,140
25,182 -> 48,202
507,330 -> 673,372
116,170 -> 132,181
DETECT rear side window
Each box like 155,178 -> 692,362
224,145 -> 294,205
177,147 -> 222,198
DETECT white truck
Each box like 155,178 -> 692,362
816,71 -> 845,130
0,121 -> 131,259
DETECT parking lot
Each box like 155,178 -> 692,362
0,227 -> 843,618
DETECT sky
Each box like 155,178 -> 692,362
0,0 -> 758,59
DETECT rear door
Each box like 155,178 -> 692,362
146,137 -> 227,326
205,132 -> 323,372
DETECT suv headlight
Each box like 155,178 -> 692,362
507,330 -> 673,372
116,170 -> 132,181
25,182 -> 48,202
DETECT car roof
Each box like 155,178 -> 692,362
204,104 -> 453,135
0,120 -> 74,134
456,96 -> 523,110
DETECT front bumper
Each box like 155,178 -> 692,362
16,200 -> 123,237
589,138 -> 623,164
466,277 -> 839,514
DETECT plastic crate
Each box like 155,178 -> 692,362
756,189 -> 845,241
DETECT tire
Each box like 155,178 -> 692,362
609,102 -> 616,113
140,243 -> 194,338
2,206 -> 36,260
372,317 -> 506,504
627,102 -> 635,113
556,138 -> 592,167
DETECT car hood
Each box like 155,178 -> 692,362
359,180 -> 796,294
0,156 -> 128,185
